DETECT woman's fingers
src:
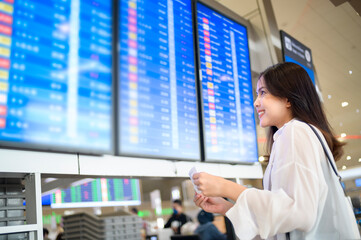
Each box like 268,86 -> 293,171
193,172 -> 206,186
194,195 -> 203,206
192,172 -> 200,179
199,197 -> 209,209
194,194 -> 207,207
194,193 -> 201,202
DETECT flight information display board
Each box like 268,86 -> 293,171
196,2 -> 257,163
118,0 -> 200,160
280,30 -> 315,84
0,0 -> 113,153
51,178 -> 141,208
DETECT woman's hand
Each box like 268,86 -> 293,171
193,172 -> 247,201
192,172 -> 225,197
194,193 -> 233,215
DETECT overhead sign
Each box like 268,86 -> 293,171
280,30 -> 315,84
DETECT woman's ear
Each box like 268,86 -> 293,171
285,98 -> 291,108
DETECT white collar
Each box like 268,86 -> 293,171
273,119 -> 296,141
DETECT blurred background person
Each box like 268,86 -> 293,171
164,199 -> 192,234
194,210 -> 226,240
43,228 -> 50,240
131,207 -> 139,215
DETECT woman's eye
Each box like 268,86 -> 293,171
256,90 -> 266,96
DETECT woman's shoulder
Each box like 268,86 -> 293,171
285,119 -> 310,129
273,120 -> 325,172
277,119 -> 316,142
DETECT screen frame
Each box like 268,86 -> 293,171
50,199 -> 141,208
0,0 -> 115,156
280,30 -> 314,72
116,0 -> 202,162
194,0 -> 258,164
280,30 -> 314,63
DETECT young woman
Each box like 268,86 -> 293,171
193,62 -> 360,239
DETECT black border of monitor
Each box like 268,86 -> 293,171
280,30 -> 288,63
0,1 -> 115,156
280,29 -> 314,66
194,0 -> 258,165
115,0 -> 202,162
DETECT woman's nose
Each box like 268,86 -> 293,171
254,96 -> 260,108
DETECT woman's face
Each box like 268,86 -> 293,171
254,77 -> 292,129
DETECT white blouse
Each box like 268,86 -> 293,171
226,119 -> 359,240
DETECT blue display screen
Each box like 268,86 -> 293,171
118,0 -> 200,160
50,178 -> 141,208
197,3 -> 257,163
355,178 -> 361,188
0,0 -> 113,153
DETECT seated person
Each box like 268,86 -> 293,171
164,199 -> 192,234
194,210 -> 226,240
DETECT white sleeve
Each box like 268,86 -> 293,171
226,124 -> 323,240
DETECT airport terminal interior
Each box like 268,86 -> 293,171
0,0 -> 360,239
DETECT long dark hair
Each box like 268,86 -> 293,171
260,62 -> 345,161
